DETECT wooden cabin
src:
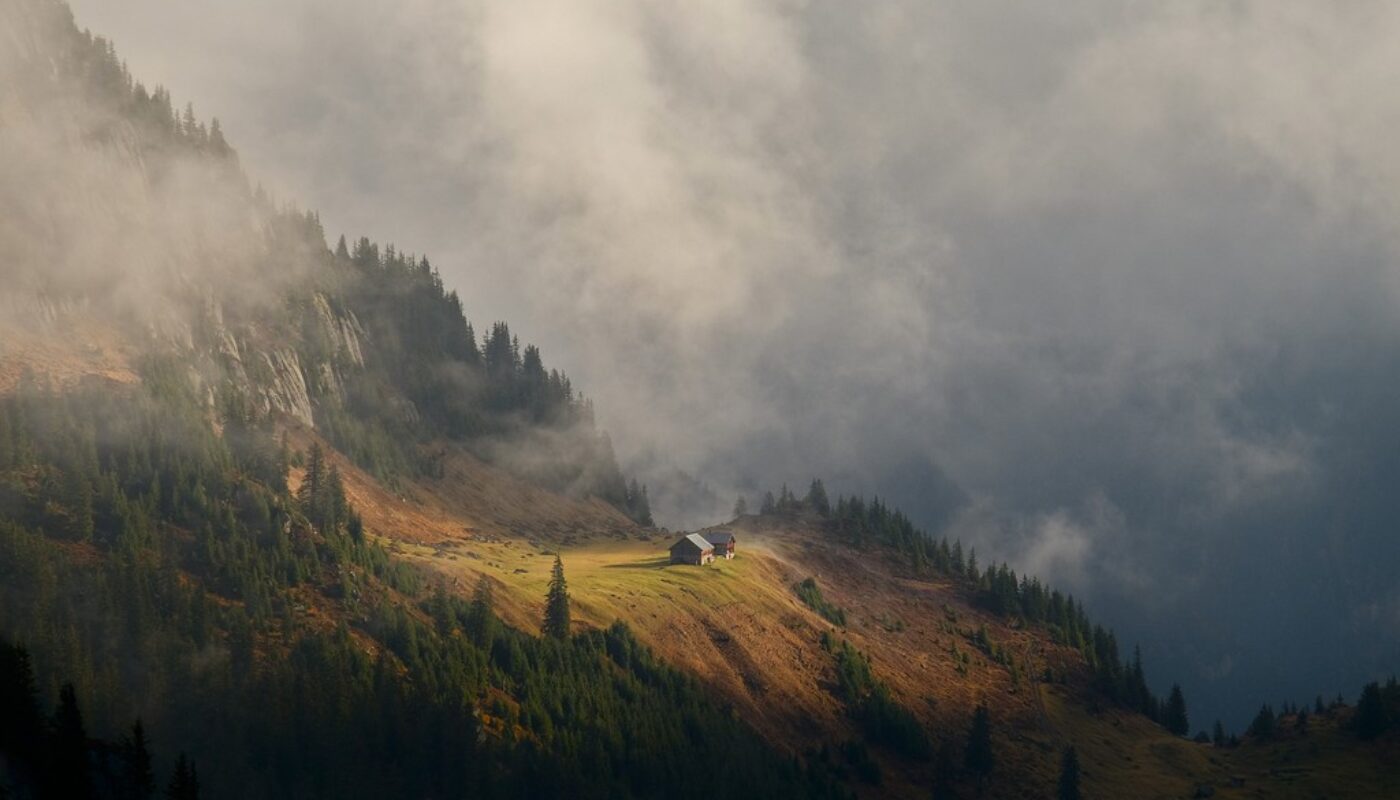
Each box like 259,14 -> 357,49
703,530 -> 736,559
669,533 -> 715,565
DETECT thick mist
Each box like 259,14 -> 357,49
0,0 -> 314,342
62,0 -> 1400,728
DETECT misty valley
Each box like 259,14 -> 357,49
3,1 -> 1400,798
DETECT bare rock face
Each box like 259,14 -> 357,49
312,293 -> 366,369
256,348 -> 314,427
201,292 -> 377,427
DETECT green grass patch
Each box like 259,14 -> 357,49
795,577 -> 847,626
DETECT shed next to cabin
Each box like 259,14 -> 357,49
703,530 -> 736,559
670,533 -> 715,565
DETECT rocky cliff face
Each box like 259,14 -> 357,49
193,292 -> 368,428
312,293 -> 366,369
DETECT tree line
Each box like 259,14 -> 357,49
743,479 -> 1190,733
0,640 -> 201,799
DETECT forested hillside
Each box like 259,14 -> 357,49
0,363 -> 838,798
0,2 -> 747,798
0,0 -> 648,521
4,2 -> 1400,799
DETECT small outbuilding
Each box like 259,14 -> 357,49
703,530 -> 736,559
669,533 -> 715,565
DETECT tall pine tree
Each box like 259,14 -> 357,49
543,556 -> 571,639
122,720 -> 156,800
467,575 -> 499,647
166,754 -> 199,800
50,683 -> 92,799
1355,683 -> 1388,740
1164,684 -> 1189,736
806,479 -> 831,516
1057,746 -> 1081,800
964,703 -> 994,786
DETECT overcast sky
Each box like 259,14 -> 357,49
66,0 -> 1400,728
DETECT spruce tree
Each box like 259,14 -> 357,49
122,719 -> 156,800
207,118 -> 229,155
1057,745 -> 1081,800
760,491 -> 776,515
634,484 -> 654,527
0,643 -> 42,774
326,464 -> 348,530
732,495 -> 748,517
964,703 -> 994,785
1212,720 -> 1226,747
467,575 -> 499,647
50,683 -> 92,799
1249,704 -> 1276,739
806,479 -> 831,516
1355,683 -> 1388,740
543,556 -> 571,639
1164,684 -> 1189,736
931,739 -> 956,800
299,443 -> 325,522
166,754 -> 199,800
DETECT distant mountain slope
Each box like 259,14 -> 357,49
327,433 -> 1400,797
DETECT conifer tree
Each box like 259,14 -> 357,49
931,739 -> 956,800
122,719 -> 156,800
1212,720 -> 1226,747
637,484 -> 653,526
207,118 -> 230,155
760,491 -> 776,515
1057,745 -> 1081,800
166,753 -> 199,800
964,703 -> 994,785
0,642 -> 42,773
1249,704 -> 1276,739
299,444 -> 324,519
732,495 -> 748,517
326,464 -> 348,530
467,575 -> 499,647
50,683 -> 92,799
543,556 -> 571,639
1164,684 -> 1189,736
1355,683 -> 1388,740
624,480 -> 654,526
806,479 -> 831,516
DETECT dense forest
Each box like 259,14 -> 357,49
0,6 -> 816,797
0,375 -> 838,798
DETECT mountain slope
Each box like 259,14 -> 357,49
378,479 -> 1400,798
3,2 -> 1399,798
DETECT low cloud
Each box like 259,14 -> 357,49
60,0 -> 1400,727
